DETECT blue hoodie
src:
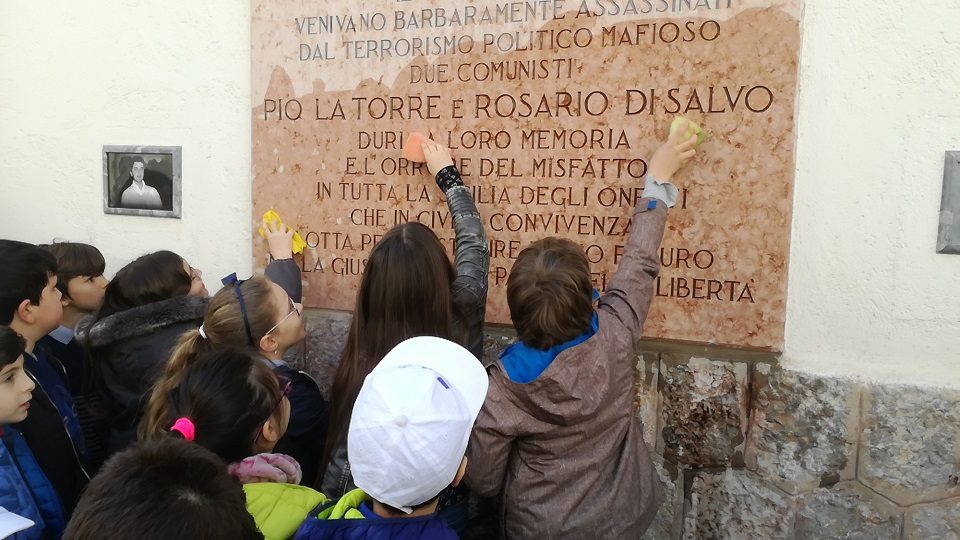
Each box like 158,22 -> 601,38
500,312 -> 599,384
0,425 -> 65,539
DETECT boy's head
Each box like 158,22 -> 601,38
0,240 -> 63,339
348,336 -> 488,514
0,326 -> 35,424
64,438 -> 261,540
507,237 -> 594,350
40,242 -> 107,314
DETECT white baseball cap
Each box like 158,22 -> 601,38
347,336 -> 489,513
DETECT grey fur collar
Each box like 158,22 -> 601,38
80,295 -> 208,348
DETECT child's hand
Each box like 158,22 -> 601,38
648,121 -> 698,182
264,220 -> 294,261
423,141 -> 454,177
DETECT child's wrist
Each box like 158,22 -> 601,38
643,174 -> 678,208
435,165 -> 464,193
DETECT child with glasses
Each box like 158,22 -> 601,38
151,347 -> 326,539
139,221 -> 329,486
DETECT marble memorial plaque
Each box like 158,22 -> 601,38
252,0 -> 802,350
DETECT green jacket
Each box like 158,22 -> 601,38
313,488 -> 367,520
244,482 -> 328,540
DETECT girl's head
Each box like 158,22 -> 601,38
140,276 -> 304,438
323,222 -> 457,466
202,275 -> 306,357
353,222 -> 456,358
96,250 -> 207,319
158,348 -> 291,462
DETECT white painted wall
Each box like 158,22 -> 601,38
0,1 -> 252,292
784,3 -> 960,387
1,2 -> 958,386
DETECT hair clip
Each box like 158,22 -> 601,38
198,324 -> 207,339
170,417 -> 196,442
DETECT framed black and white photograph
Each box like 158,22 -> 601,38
102,145 -> 182,218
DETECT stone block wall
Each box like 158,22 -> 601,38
299,310 -> 960,539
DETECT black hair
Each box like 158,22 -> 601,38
0,326 -> 26,367
159,348 -> 282,463
93,250 -> 190,320
39,242 -> 106,298
63,438 -> 262,540
0,240 -> 58,325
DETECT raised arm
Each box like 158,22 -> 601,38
262,219 -> 302,303
598,127 -> 699,364
424,141 -> 490,358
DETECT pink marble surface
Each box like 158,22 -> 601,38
252,2 -> 801,350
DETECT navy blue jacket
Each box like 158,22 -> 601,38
295,504 -> 457,540
0,425 -> 66,539
35,334 -> 84,396
13,349 -> 89,516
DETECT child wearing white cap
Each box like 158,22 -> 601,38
295,336 -> 488,540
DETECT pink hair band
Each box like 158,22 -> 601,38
170,417 -> 196,442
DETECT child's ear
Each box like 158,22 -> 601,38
451,457 -> 468,488
258,333 -> 279,355
16,299 -> 35,324
259,414 -> 283,445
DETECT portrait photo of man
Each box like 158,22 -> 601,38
103,146 -> 181,218
119,157 -> 163,209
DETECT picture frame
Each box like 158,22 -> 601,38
102,145 -> 182,218
938,151 -> 960,254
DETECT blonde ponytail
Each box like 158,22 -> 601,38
137,276 -> 277,440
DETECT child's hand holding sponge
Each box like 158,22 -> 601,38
258,209 -> 307,258
669,116 -> 706,147
402,132 -> 430,163
403,132 -> 454,177
649,116 -> 703,182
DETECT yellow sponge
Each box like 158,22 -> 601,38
258,209 -> 307,255
669,116 -> 706,146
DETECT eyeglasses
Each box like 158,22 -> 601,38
253,374 -> 293,444
265,296 -> 302,336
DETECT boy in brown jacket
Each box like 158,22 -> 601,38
465,125 -> 699,539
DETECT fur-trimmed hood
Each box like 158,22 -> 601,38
79,295 -> 208,349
